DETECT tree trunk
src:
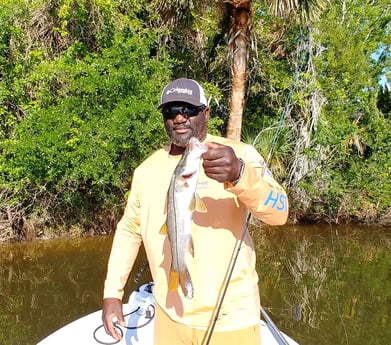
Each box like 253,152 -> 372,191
226,1 -> 252,141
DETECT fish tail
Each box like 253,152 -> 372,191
168,270 -> 180,291
180,269 -> 194,299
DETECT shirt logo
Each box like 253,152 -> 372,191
263,191 -> 288,212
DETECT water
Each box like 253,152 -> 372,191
0,225 -> 390,345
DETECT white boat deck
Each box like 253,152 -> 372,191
37,284 -> 299,345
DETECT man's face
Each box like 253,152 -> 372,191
162,102 -> 209,147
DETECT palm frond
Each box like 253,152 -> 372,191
242,124 -> 293,173
155,0 -> 194,26
266,0 -> 329,23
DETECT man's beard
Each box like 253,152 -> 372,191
171,132 -> 192,146
167,125 -> 193,146
165,118 -> 207,147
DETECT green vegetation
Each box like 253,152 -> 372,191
0,0 -> 390,240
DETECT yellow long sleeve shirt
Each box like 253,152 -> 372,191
104,134 -> 288,331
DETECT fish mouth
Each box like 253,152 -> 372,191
181,172 -> 195,179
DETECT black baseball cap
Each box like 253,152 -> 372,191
159,78 -> 207,108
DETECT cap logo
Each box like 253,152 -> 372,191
166,87 -> 193,96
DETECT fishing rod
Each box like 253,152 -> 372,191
203,213 -> 291,345
203,212 -> 252,345
204,51 -> 301,344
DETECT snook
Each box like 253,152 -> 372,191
161,137 -> 208,299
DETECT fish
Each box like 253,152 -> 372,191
161,137 -> 208,299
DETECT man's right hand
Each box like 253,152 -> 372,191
102,298 -> 126,341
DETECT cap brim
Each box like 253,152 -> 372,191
158,100 -> 204,109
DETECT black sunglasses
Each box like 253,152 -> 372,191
162,105 -> 205,119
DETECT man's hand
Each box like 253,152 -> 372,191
202,142 -> 242,183
102,298 -> 126,341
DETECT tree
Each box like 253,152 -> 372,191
289,0 -> 391,222
226,0 -> 252,141
1,0 -> 390,239
153,0 -> 329,140
0,0 -> 172,239
226,0 -> 329,141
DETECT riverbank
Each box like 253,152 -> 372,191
1,206 -> 391,243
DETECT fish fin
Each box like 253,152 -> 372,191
189,195 -> 197,212
163,192 -> 168,215
180,269 -> 194,299
168,270 -> 179,291
187,236 -> 194,256
195,193 -> 207,213
160,223 -> 168,235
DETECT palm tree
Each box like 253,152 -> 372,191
226,0 -> 329,141
226,1 -> 252,141
154,0 -> 328,140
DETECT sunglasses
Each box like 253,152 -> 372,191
162,105 -> 205,119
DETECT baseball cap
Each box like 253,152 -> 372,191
159,78 -> 207,108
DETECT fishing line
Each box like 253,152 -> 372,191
265,79 -> 295,168
328,212 -> 349,345
264,32 -> 308,169
203,57 -> 301,344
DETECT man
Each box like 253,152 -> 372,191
102,78 -> 289,344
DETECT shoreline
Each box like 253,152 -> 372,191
1,208 -> 391,243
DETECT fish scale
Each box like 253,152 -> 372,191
161,137 -> 208,299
